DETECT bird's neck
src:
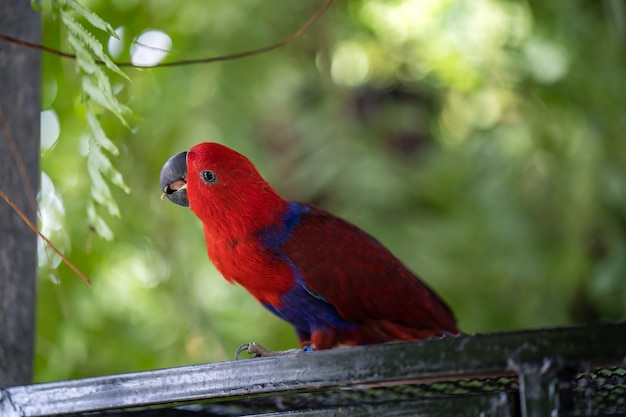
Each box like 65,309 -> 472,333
201,188 -> 288,243
201,197 -> 304,306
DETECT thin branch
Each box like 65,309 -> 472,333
0,0 -> 334,69
0,33 -> 78,59
0,189 -> 92,286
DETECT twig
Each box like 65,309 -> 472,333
0,189 -> 92,286
0,0 -> 334,69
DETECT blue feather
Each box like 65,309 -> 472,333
258,202 -> 356,338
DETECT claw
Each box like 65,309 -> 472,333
235,343 -> 252,360
234,342 -> 301,359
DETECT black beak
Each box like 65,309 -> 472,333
160,151 -> 189,207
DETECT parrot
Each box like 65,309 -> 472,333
160,142 -> 459,354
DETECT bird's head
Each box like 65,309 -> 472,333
160,142 -> 285,236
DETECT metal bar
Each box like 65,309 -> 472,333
515,362 -> 580,417
0,323 -> 624,416
516,360 -> 558,417
250,392 -> 516,417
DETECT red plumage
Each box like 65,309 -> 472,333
280,206 -> 459,348
168,142 -> 459,350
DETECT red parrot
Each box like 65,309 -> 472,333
160,142 -> 459,352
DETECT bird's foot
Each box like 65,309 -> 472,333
235,342 -> 301,359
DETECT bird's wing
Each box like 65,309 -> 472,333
280,205 -> 458,333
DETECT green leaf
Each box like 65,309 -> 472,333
85,115 -> 131,196
86,157 -> 115,210
60,11 -> 130,81
85,110 -> 120,156
69,32 -> 130,123
67,33 -> 98,75
48,0 -> 135,241
59,0 -> 118,39
89,142 -> 130,196
87,202 -> 114,241
107,170 -> 131,194
82,77 -> 131,126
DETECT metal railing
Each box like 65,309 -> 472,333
1,322 -> 624,416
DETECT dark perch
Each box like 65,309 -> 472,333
0,323 -> 624,416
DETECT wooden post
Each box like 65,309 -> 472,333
0,0 -> 41,387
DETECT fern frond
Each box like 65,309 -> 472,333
87,202 -> 114,241
58,0 -> 118,39
50,0 -> 134,240
85,110 -> 120,156
60,11 -> 129,81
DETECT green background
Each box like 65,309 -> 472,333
37,0 -> 626,382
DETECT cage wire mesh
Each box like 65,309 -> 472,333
568,367 -> 626,416
92,367 -> 625,416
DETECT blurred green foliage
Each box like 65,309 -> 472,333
36,0 -> 626,382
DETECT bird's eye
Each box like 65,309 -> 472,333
200,170 -> 218,185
